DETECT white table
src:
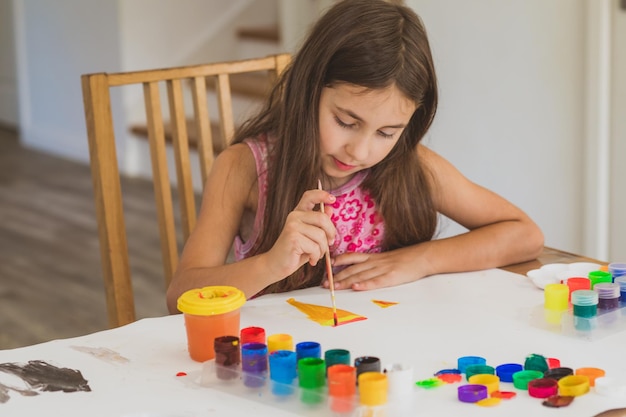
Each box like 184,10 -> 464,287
1,268 -> 626,416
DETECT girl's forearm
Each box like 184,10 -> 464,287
414,219 -> 544,279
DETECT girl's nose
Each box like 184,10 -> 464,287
345,135 -> 369,162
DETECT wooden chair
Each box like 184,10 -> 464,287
81,54 -> 291,328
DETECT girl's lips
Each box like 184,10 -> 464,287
333,157 -> 356,171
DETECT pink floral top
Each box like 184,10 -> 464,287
234,138 -> 386,267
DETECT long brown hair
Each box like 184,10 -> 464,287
232,0 -> 439,293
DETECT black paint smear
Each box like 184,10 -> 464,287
0,360 -> 91,393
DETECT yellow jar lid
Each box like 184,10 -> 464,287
177,286 -> 246,315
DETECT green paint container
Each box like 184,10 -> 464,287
298,357 -> 326,404
571,290 -> 598,318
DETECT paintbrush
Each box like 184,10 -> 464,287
318,179 -> 339,327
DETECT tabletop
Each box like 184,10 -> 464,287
1,255 -> 625,416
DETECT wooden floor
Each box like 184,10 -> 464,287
0,128 -> 169,349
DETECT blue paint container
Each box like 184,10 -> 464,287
269,350 -> 297,396
614,276 -> 626,302
241,342 -> 268,388
296,341 -> 321,361
608,262 -> 626,281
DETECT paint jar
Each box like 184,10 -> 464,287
558,374 -> 590,396
544,283 -> 569,324
608,262 -> 626,280
325,349 -> 351,371
269,350 -> 297,396
495,363 -> 523,383
468,374 -> 499,394
589,270 -> 612,288
298,357 -> 326,404
177,286 -> 246,362
296,341 -> 321,361
615,276 -> 626,301
240,326 -> 265,345
512,370 -> 544,390
528,378 -> 559,398
354,356 -> 381,381
543,367 -> 573,381
465,365 -> 495,381
457,356 -> 486,374
544,283 -> 569,311
328,364 -> 357,413
213,335 -> 240,380
241,342 -> 268,388
358,371 -> 388,415
457,384 -> 488,403
267,333 -> 294,353
575,367 -> 605,387
384,363 -> 414,405
595,283 -> 621,310
571,290 -> 599,318
565,277 -> 591,300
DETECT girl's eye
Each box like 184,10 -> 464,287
334,116 -> 354,129
377,130 -> 394,139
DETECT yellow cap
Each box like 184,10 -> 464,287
558,375 -> 590,397
177,286 -> 246,316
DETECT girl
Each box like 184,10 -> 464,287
166,0 -> 544,313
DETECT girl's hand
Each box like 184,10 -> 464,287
325,246 -> 428,291
265,189 -> 336,279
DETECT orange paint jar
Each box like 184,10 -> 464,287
177,286 -> 246,362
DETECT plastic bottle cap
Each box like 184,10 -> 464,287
468,374 -> 499,394
457,356 -> 486,373
543,367 -> 573,380
512,370 -> 544,390
594,377 -> 626,397
558,375 -> 590,396
495,363 -> 523,382
177,286 -> 245,315
458,384 -> 488,403
528,378 -> 559,398
575,367 -> 605,386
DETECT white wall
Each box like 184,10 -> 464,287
610,0 -> 626,261
407,0 -> 587,255
0,0 -> 19,126
14,0 -> 122,161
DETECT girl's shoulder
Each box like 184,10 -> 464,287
211,142 -> 257,204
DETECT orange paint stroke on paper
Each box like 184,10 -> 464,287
286,298 -> 367,326
371,299 -> 398,308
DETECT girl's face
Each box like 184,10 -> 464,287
318,83 -> 416,188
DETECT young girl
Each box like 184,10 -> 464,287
166,0 -> 544,313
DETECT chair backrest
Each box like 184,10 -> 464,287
81,54 -> 291,328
